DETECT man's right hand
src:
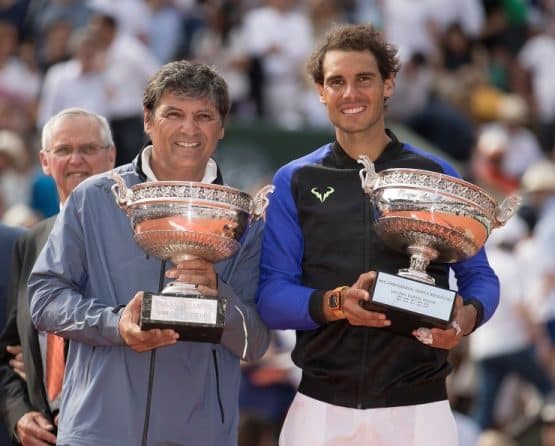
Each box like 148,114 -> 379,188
15,411 -> 56,446
118,292 -> 179,353
324,271 -> 391,328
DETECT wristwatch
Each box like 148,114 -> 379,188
327,286 -> 348,319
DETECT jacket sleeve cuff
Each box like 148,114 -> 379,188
102,307 -> 125,345
308,290 -> 327,326
464,298 -> 484,333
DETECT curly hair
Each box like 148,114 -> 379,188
307,24 -> 400,85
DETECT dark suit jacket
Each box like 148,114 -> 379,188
0,217 -> 56,443
0,224 -> 26,445
0,224 -> 26,329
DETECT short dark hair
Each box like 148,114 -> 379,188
307,24 -> 400,85
143,60 -> 230,123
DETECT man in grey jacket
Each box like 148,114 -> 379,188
28,60 -> 270,446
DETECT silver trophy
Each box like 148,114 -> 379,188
112,172 -> 273,343
358,155 -> 521,333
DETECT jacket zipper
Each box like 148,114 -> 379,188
357,192 -> 371,408
212,349 -> 225,423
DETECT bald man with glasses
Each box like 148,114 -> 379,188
0,108 -> 115,445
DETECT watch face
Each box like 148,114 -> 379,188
328,293 -> 340,310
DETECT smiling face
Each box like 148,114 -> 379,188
317,50 -> 394,144
145,90 -> 224,181
40,114 -> 115,203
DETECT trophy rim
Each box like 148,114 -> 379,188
125,197 -> 250,213
129,180 -> 252,199
375,168 -> 498,216
123,180 -> 254,213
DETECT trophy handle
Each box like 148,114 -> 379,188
251,184 -> 275,221
493,193 -> 522,228
111,170 -> 133,208
357,155 -> 379,195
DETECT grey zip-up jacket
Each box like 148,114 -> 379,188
28,156 -> 270,446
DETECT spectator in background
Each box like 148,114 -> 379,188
427,0 -> 485,42
435,22 -> 489,116
87,7 -> 159,166
473,94 -> 544,196
88,0 -> 151,43
191,0 -> 252,118
34,19 -> 73,73
387,51 -> 476,162
0,0 -> 31,38
381,0 -> 485,64
382,0 -> 439,63
28,172 -> 58,220
0,19 -> 40,135
37,28 -> 108,128
298,0 -> 348,128
239,0 -> 312,128
516,15 -> 555,154
0,130 -> 31,221
521,161 -> 555,360
0,108 -> 116,446
469,216 -> 553,430
26,0 -> 91,43
145,0 -> 184,64
480,0 -> 531,56
0,19 -> 40,102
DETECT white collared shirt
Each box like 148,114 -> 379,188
140,145 -> 218,183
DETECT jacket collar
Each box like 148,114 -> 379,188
132,146 -> 224,185
329,129 -> 403,169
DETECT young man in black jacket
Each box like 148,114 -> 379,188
257,24 -> 499,445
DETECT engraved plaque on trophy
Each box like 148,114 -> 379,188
112,173 -> 273,343
358,156 -> 521,335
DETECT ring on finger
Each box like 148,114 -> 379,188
451,320 -> 462,336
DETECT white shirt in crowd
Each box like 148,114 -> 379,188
38,59 -> 109,128
103,32 -> 160,119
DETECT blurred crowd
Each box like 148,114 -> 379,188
1,0 -> 555,445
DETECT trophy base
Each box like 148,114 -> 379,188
364,272 -> 457,336
140,292 -> 226,343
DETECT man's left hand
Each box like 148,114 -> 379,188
412,295 -> 477,349
119,292 -> 179,352
166,258 -> 218,296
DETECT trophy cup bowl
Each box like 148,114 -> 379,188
357,155 -> 521,333
112,172 -> 273,343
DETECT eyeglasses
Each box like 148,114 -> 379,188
45,144 -> 110,158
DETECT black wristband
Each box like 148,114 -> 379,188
309,290 -> 327,325
464,298 -> 484,334
112,304 -> 126,314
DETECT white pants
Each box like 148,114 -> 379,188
279,392 -> 458,446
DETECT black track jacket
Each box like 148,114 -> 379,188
257,131 -> 499,409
